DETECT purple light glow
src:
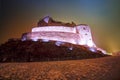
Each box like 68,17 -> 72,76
55,41 -> 64,46
89,47 -> 96,52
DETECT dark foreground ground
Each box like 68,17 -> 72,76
0,56 -> 120,80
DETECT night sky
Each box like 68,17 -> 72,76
1,0 -> 120,53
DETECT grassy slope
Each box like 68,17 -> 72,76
0,56 -> 120,80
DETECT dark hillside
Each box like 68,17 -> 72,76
0,39 -> 109,62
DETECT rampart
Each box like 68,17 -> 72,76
22,25 -> 96,47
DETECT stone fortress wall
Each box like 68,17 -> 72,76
32,26 -> 76,33
22,25 -> 96,47
21,16 -> 106,54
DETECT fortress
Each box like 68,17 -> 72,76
21,16 -> 106,53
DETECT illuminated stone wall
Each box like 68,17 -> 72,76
22,25 -> 96,47
32,26 -> 76,33
24,32 -> 81,44
76,25 -> 96,47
